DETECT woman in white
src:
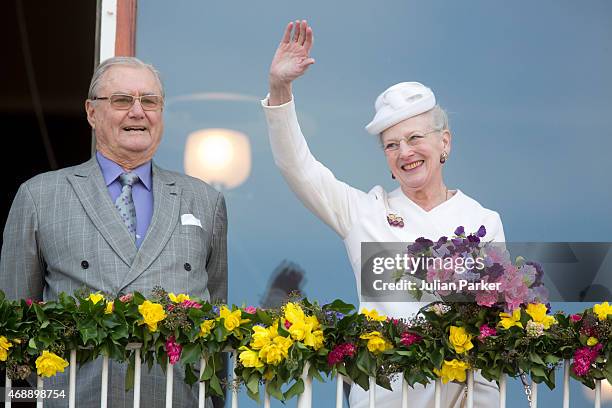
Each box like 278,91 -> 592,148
262,20 -> 504,408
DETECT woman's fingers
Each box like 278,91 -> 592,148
281,22 -> 293,44
293,20 -> 301,42
304,27 -> 313,52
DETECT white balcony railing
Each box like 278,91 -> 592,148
3,351 -> 604,408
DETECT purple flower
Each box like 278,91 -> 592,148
165,336 -> 182,365
476,225 -> 487,238
454,226 -> 465,236
212,305 -> 220,315
467,234 -> 480,244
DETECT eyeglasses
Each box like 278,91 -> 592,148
92,94 -> 163,111
382,129 -> 441,153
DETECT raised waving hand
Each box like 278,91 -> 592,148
268,20 -> 315,105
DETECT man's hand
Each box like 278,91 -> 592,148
268,20 -> 314,106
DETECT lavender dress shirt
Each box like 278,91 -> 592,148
96,151 -> 153,247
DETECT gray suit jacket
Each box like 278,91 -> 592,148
0,156 -> 227,407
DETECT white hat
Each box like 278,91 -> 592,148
365,82 -> 436,135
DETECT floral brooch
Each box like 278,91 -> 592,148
387,213 -> 404,228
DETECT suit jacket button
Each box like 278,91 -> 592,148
81,260 -> 89,269
184,263 -> 191,271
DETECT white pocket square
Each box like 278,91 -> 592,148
181,214 -> 202,228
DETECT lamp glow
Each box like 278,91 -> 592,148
184,128 -> 251,189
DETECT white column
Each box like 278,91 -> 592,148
466,370 -> 474,408
368,377 -> 376,408
434,378 -> 442,408
595,380 -> 601,408
498,374 -> 506,408
100,354 -> 109,408
336,375 -> 344,408
5,372 -> 11,408
297,362 -> 312,408
231,351 -> 238,408
69,349 -> 77,408
133,346 -> 142,408
165,360 -> 174,408
36,376 -> 43,408
264,387 -> 271,408
401,377 -> 409,408
563,359 -> 570,408
531,382 -> 538,408
99,0 -> 118,61
198,357 -> 206,408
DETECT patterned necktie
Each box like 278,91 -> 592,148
115,172 -> 139,240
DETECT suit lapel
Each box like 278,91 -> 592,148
67,157 -> 138,267
119,164 -> 181,289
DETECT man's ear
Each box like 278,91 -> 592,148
85,99 -> 96,129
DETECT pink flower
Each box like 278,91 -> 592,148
165,336 -> 182,365
180,299 -> 202,309
119,293 -> 133,303
400,332 -> 422,347
475,290 -> 498,307
572,344 -> 603,377
26,298 -> 33,307
243,306 -> 257,314
570,314 -> 582,323
284,320 -> 292,329
167,304 -> 175,312
327,343 -> 357,366
478,324 -> 497,341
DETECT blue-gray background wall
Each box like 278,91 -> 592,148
136,1 -> 612,406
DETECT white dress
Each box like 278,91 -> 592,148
262,97 -> 504,408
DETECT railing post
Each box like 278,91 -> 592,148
434,378 -> 442,408
231,351 -> 238,408
69,349 -> 76,408
401,377 -> 409,408
198,356 -> 206,408
499,374 -> 506,408
100,354 -> 109,408
595,380 -> 601,408
336,375 -> 344,408
264,386 -> 271,408
165,359 -> 173,408
531,382 -> 538,408
297,362 -> 312,408
127,343 -> 142,408
368,377 -> 376,408
466,369 -> 474,408
563,359 -> 570,408
4,372 -> 11,408
36,376 -> 43,408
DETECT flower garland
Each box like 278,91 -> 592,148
0,289 -> 610,401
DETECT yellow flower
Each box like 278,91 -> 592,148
87,293 -> 105,305
304,329 -> 324,350
499,309 -> 523,329
259,336 -> 293,365
238,347 -> 263,368
593,302 -> 612,321
526,303 -> 556,329
219,306 -> 245,331
587,337 -> 599,346
199,320 -> 215,338
360,308 -> 387,322
288,320 -> 307,341
448,326 -> 474,354
168,293 -> 190,303
138,300 -> 166,332
0,336 -> 12,362
360,331 -> 392,354
252,325 -> 274,349
35,351 -> 69,378
105,301 -> 114,314
284,302 -> 306,324
434,359 -> 470,384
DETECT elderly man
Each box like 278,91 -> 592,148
0,57 -> 227,407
